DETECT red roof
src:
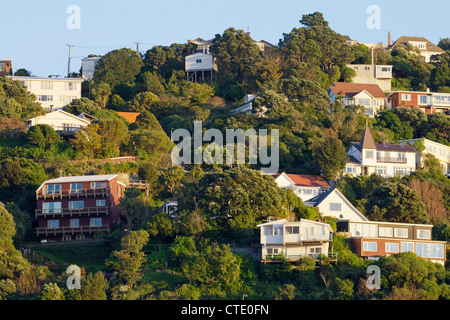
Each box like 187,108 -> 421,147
271,173 -> 330,187
117,112 -> 140,124
330,82 -> 386,99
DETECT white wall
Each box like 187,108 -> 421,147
315,190 -> 368,221
12,77 -> 83,111
185,53 -> 213,71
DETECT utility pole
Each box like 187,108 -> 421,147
67,44 -> 74,78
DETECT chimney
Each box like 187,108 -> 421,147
388,32 -> 391,47
187,40 -> 191,43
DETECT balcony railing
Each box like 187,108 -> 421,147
36,225 -> 110,237
36,188 -> 109,200
35,206 -> 109,218
376,156 -> 407,164
264,252 -> 338,261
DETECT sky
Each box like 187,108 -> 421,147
2,0 -> 449,77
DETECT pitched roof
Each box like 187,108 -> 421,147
304,188 -> 369,221
272,173 -> 330,187
28,110 -> 91,125
117,112 -> 140,124
36,174 -> 118,193
349,126 -> 417,153
330,82 -> 386,99
361,126 -> 377,150
389,36 -> 444,53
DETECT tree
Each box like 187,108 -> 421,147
119,188 -> 145,231
41,283 -> 65,300
26,124 -> 61,151
80,272 -> 109,300
365,182 -> 428,223
93,48 -> 144,100
313,137 -> 347,180
194,167 -> 288,234
64,97 -> 100,115
210,27 -> 265,100
91,82 -> 112,109
333,278 -> 354,300
279,12 -> 353,86
14,68 -> 31,76
108,230 -> 149,289
407,179 -> 448,224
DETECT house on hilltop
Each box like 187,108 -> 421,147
328,82 -> 386,117
345,126 -> 417,178
388,35 -> 444,63
304,187 -> 368,222
270,172 -> 331,202
27,110 -> 91,135
337,219 -> 447,265
35,174 -> 127,242
257,219 -> 335,262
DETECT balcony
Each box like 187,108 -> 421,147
263,252 -> 338,262
36,188 -> 109,200
36,225 -> 110,237
35,206 -> 109,218
376,156 -> 407,164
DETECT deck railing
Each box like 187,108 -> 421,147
35,206 -> 109,218
36,188 -> 109,200
36,225 -> 110,237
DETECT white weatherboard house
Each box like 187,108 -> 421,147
257,219 -> 334,261
27,110 -> 91,134
345,126 -> 417,178
185,52 -> 215,84
304,187 -> 368,222
328,82 -> 386,117
11,76 -> 83,111
400,138 -> 450,175
270,172 -> 331,202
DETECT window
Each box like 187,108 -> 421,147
302,188 -> 312,195
69,201 -> 84,210
273,227 -> 282,236
363,242 -> 377,252
90,218 -> 102,227
45,184 -> 61,195
376,167 -> 387,175
365,151 -> 374,159
70,183 -> 83,194
96,199 -> 106,207
346,166 -> 355,173
47,220 -> 60,229
401,242 -> 414,253
76,235 -> 85,240
401,94 -> 411,101
70,219 -> 79,228
286,226 -> 300,234
266,248 -> 279,255
91,182 -> 107,189
264,226 -> 273,236
417,229 -> 431,239
358,98 -> 371,107
41,81 -> 53,90
381,67 -> 390,72
65,82 -> 77,91
42,202 -> 62,214
395,228 -> 408,238
38,95 -> 53,102
416,243 -> 445,259
330,203 -> 342,211
63,235 -> 72,241
196,59 -> 202,63
385,243 -> 399,253
419,95 -> 431,105
310,247 -> 322,254
379,227 -> 393,237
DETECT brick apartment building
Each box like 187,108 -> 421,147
35,174 -> 126,242
387,90 -> 450,114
